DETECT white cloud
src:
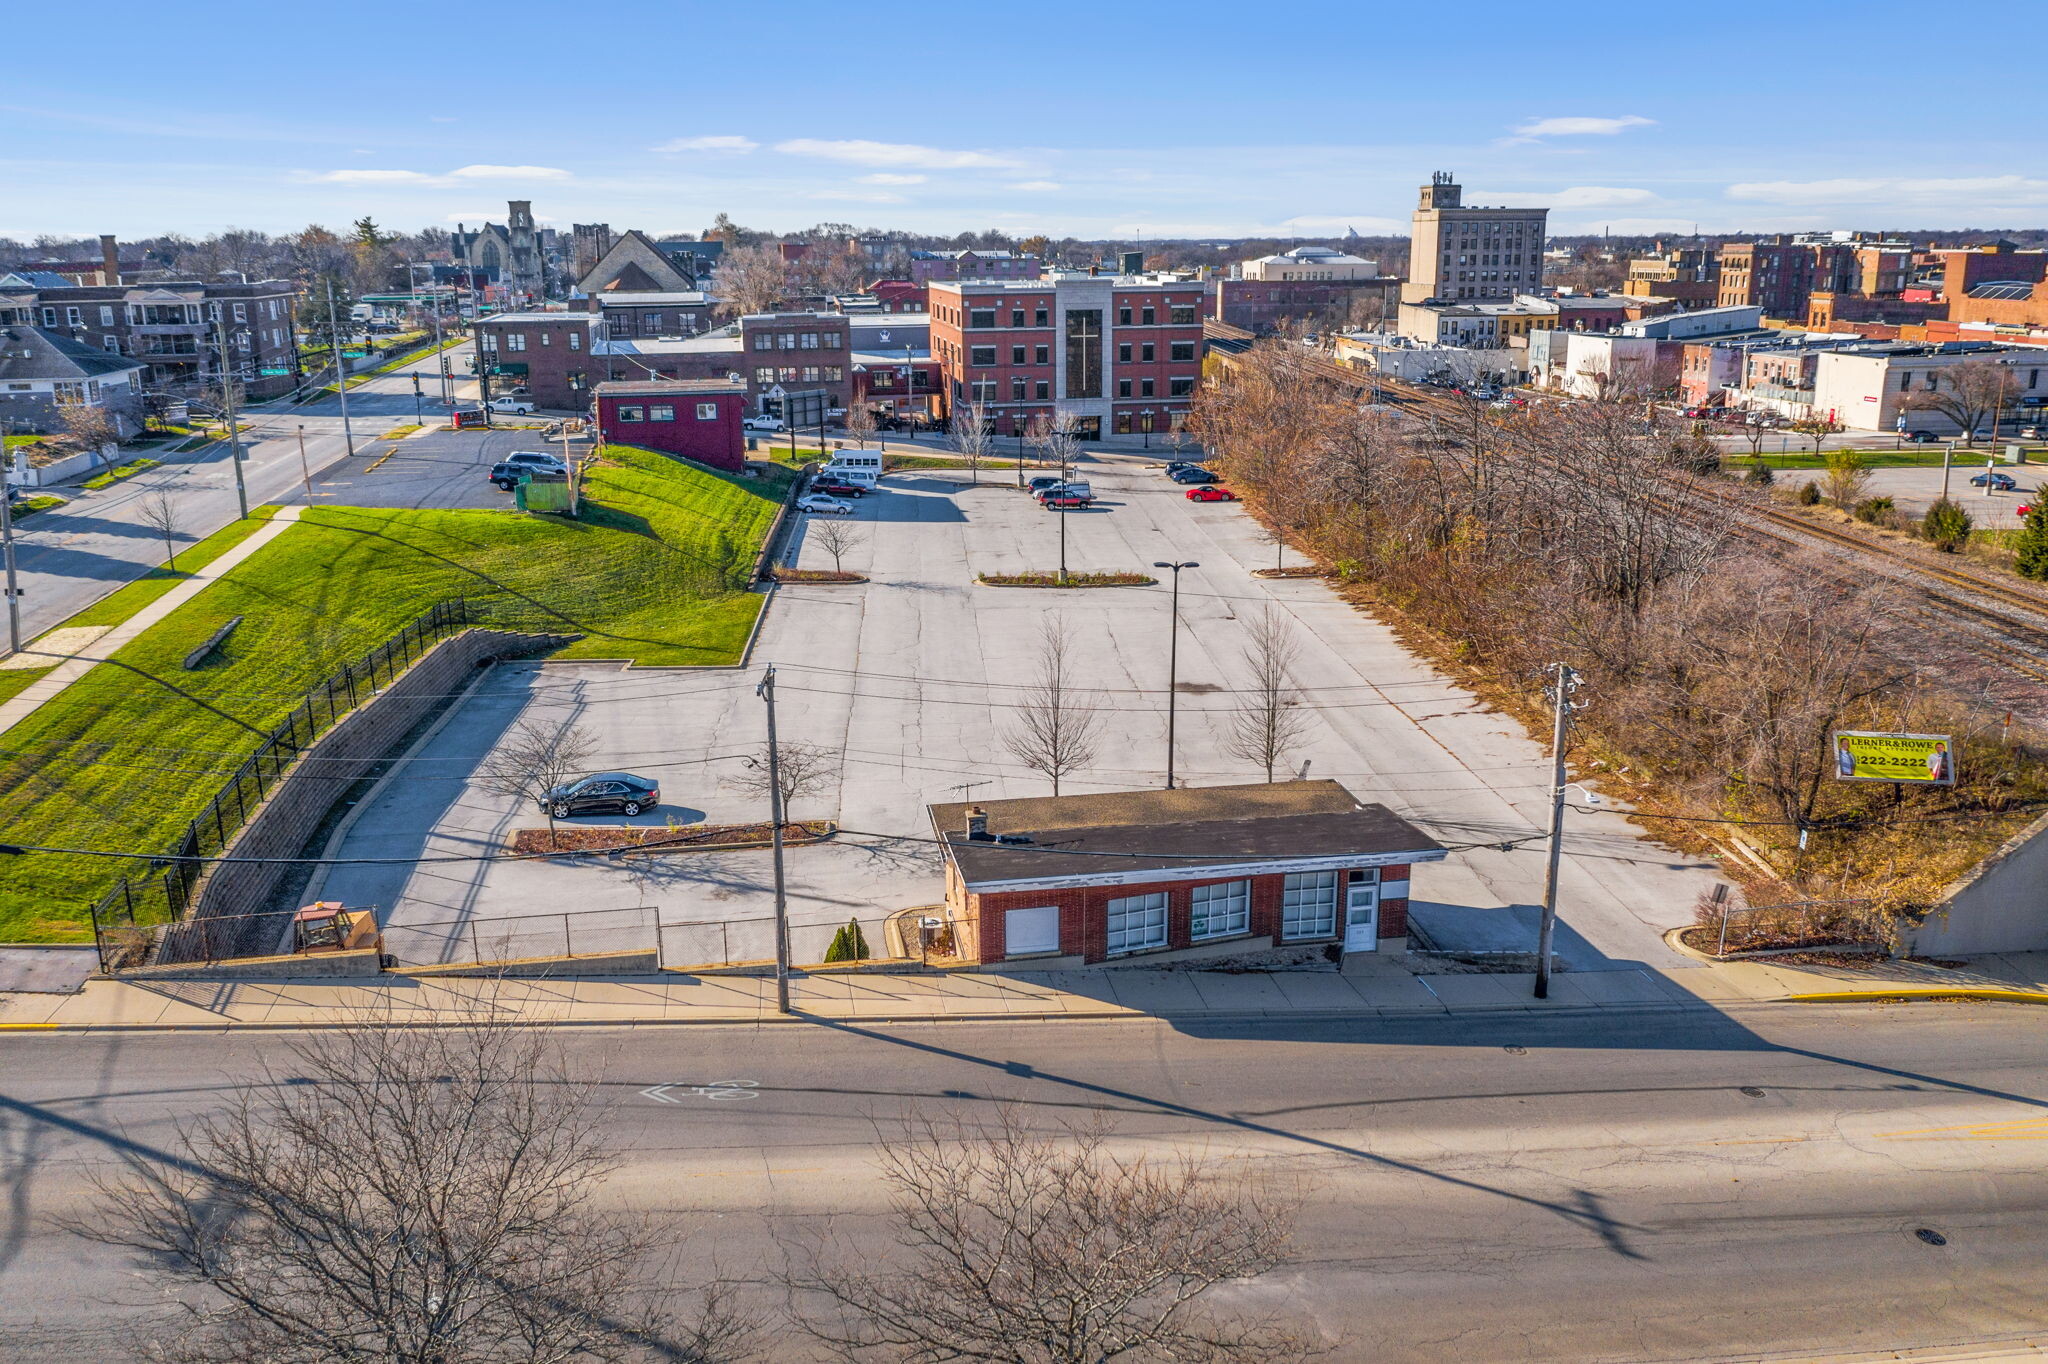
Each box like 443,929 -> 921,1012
650,135 -> 760,154
811,189 -> 904,203
1510,115 -> 1655,139
1008,180 -> 1063,193
1727,175 -> 2048,207
774,138 -> 1021,170
1545,185 -> 1657,209
314,169 -> 438,184
1278,215 -> 1405,234
448,164 -> 572,180
859,173 -> 926,185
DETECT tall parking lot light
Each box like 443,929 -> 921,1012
1152,561 -> 1199,789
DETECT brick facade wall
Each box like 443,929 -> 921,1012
475,314 -> 596,411
966,863 -> 1412,965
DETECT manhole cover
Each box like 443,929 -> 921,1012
1503,1045 -> 1527,1055
1915,1228 -> 1948,1246
1740,1086 -> 1766,1098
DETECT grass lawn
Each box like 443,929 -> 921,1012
883,453 -> 1022,471
0,446 -> 791,941
10,494 -> 68,519
1728,447 -> 2033,471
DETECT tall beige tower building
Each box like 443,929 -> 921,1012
1402,172 -> 1548,304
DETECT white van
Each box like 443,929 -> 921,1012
821,452 -> 883,487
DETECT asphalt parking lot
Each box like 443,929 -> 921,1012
320,452 -> 1725,970
285,427 -> 576,511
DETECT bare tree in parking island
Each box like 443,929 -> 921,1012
808,516 -> 866,575
474,716 -> 597,847
1003,617 -> 1102,797
733,738 -> 842,820
1227,605 -> 1312,782
73,1020 -> 752,1364
784,1107 -> 1318,1364
951,399 -> 995,485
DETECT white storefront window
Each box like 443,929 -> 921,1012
1190,880 -> 1250,940
1106,892 -> 1168,955
1281,871 -> 1340,940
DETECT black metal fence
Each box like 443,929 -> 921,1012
92,599 -> 473,968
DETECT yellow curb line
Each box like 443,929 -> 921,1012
1785,987 -> 2048,1005
0,1023 -> 58,1030
364,445 -> 399,473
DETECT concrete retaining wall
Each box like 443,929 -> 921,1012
1903,810 -> 2048,955
182,628 -> 574,956
124,947 -> 384,980
393,950 -> 659,978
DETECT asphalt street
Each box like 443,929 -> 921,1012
5,341 -> 479,641
2,1005 -> 2046,1361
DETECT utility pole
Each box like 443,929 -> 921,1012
212,316 -> 250,520
1152,560 -> 1199,789
757,665 -> 792,1014
326,282 -> 357,457
1,418 -> 20,657
294,424 -> 312,498
1535,662 -> 1584,999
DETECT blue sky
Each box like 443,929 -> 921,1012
6,0 -> 2043,242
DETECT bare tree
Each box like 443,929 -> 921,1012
55,394 -> 122,456
474,717 -> 599,847
808,515 -> 866,574
733,738 -> 841,815
1790,415 -> 1843,459
1904,358 -> 2014,446
712,243 -> 792,318
785,1107 -> 1314,1364
1003,618 -> 1101,796
1227,606 -> 1313,782
136,488 -> 185,573
842,402 -> 877,449
74,1020 -> 749,1364
951,398 -> 995,485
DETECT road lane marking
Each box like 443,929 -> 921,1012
640,1080 -> 760,1103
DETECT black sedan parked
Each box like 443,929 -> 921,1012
1170,466 -> 1220,485
538,772 -> 661,818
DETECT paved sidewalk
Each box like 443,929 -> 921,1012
3,952 -> 2044,1031
0,505 -> 303,739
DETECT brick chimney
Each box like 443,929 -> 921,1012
965,806 -> 991,841
100,234 -> 120,285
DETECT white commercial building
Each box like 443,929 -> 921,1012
1615,305 -> 1764,340
1811,344 -> 2048,435
1239,245 -> 1380,282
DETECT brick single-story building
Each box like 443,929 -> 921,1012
592,378 -> 746,472
929,781 -> 1446,969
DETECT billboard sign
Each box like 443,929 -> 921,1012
1832,731 -> 1955,786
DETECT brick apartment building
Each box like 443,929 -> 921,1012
908,249 -> 1042,285
929,272 -> 1204,439
0,257 -> 301,400
1935,242 -> 2047,301
1402,172 -> 1548,304
738,311 -> 852,418
1623,242 -> 1719,309
1716,236 -> 1857,318
930,782 -> 1445,968
473,312 -> 597,410
581,290 -> 716,341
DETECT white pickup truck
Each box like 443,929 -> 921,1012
488,396 -> 536,415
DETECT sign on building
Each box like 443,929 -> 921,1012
1832,731 -> 1956,785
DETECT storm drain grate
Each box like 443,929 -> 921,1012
1740,1086 -> 1766,1098
1915,1228 -> 1948,1246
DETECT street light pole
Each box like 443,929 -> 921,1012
1152,560 -> 1199,789
756,665 -> 792,1015
212,316 -> 250,520
0,419 -> 20,656
1534,662 -> 1584,999
325,282 -> 357,458
294,423 -> 312,499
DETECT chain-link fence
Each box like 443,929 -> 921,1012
382,906 -> 659,967
1696,890 -> 1889,956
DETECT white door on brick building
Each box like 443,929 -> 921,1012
1343,872 -> 1379,953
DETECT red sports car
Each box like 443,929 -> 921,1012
1185,486 -> 1237,502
